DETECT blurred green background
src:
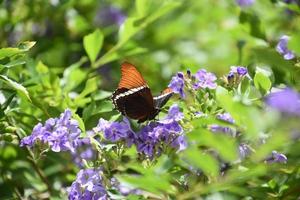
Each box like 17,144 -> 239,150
1,0 -> 299,90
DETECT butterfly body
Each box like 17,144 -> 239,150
112,62 -> 173,123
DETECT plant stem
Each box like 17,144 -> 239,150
26,147 -> 52,194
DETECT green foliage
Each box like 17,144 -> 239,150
83,29 -> 104,64
288,34 -> 300,54
1,0 -> 300,199
254,67 -> 272,94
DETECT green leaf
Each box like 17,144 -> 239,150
62,57 -> 88,92
117,173 -> 173,195
78,77 -> 98,98
73,112 -> 86,134
95,90 -> 112,100
0,75 -> 31,102
268,179 -> 277,189
94,44 -> 147,67
288,34 -> 300,54
239,11 -> 266,40
17,41 -> 36,51
136,0 -> 151,17
83,101 -> 96,122
0,41 -> 36,59
251,132 -> 287,162
184,146 -> 219,177
216,86 -> 272,139
0,57 -> 26,68
118,18 -> 139,46
189,129 -> 238,162
254,72 -> 272,94
252,48 -> 294,69
74,77 -> 99,106
0,48 -> 22,60
83,29 -> 104,63
94,1 -> 180,68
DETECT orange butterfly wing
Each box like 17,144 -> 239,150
112,62 -> 157,123
118,62 -> 147,89
161,88 -> 173,95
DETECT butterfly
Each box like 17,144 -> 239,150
112,62 -> 173,123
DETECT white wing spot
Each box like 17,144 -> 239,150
113,86 -> 148,101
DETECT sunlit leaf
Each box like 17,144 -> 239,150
184,146 -> 219,177
117,173 -> 173,195
136,0 -> 151,17
0,41 -> 35,59
254,72 -> 272,94
17,41 -> 36,51
0,75 -> 31,102
83,29 -> 104,63
288,34 -> 300,54
189,128 -> 238,162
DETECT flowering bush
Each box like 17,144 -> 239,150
1,0 -> 300,200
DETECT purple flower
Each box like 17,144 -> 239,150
135,104 -> 186,158
95,118 -> 134,143
266,88 -> 300,117
160,104 -> 184,124
193,69 -> 217,90
210,113 -> 235,136
68,168 -> 107,200
171,135 -> 187,152
20,109 -> 82,152
227,72 -> 235,83
236,0 -> 255,7
230,66 -> 248,76
239,143 -> 251,159
104,123 -> 128,142
94,6 -> 126,27
137,128 -> 159,157
71,136 -> 95,168
209,125 -> 232,134
216,113 -> 235,124
168,72 -> 185,98
276,35 -> 295,60
286,0 -> 300,3
266,151 -> 287,164
225,66 -> 248,87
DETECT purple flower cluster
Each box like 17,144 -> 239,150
225,66 -> 248,86
168,72 -> 185,98
217,113 -> 235,124
238,143 -> 251,159
266,88 -> 300,117
266,151 -> 287,164
236,0 -> 255,7
168,69 -> 217,98
94,104 -> 186,159
193,69 -> 217,90
230,66 -> 248,76
276,35 -> 295,60
136,104 -> 186,158
20,109 -> 82,152
68,168 -> 107,200
95,118 -> 135,146
71,136 -> 95,168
